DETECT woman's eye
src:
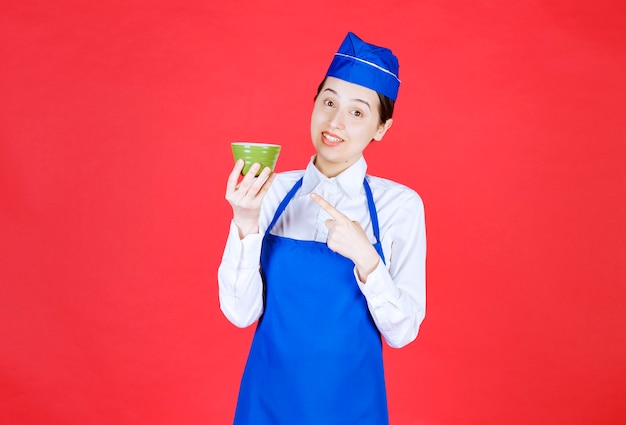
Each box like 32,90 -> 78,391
351,110 -> 363,117
324,99 -> 334,107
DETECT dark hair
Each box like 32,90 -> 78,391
315,78 -> 395,124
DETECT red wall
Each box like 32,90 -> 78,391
2,1 -> 625,424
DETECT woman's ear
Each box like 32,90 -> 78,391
373,118 -> 393,142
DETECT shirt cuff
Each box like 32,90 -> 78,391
225,220 -> 264,269
356,260 -> 401,307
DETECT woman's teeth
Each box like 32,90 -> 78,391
324,134 -> 343,143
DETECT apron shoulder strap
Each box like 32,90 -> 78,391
265,177 -> 303,236
364,176 -> 386,265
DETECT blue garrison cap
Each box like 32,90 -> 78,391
325,32 -> 400,101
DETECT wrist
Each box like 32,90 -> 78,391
233,218 -> 259,239
355,252 -> 380,283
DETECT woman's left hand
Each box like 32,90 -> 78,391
311,193 -> 380,283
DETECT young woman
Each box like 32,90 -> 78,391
218,31 -> 426,425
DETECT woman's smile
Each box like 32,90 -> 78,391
322,131 -> 344,145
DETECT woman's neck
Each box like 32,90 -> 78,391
313,155 -> 360,178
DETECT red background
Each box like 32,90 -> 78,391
1,1 -> 625,424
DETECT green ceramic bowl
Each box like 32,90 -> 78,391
231,142 -> 281,176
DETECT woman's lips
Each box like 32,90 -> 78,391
322,132 -> 343,146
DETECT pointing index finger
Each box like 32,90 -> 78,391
310,193 -> 347,221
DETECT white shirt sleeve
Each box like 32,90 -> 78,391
217,221 -> 265,328
357,189 -> 427,349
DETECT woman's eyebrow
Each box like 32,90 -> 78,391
353,98 -> 371,110
322,88 -> 371,110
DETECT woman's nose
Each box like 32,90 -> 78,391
328,109 -> 344,129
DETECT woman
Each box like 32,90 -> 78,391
218,31 -> 426,425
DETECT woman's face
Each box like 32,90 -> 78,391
310,77 -> 392,177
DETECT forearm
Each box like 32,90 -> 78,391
217,221 -> 265,327
357,261 -> 426,348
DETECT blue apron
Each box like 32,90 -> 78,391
233,177 -> 388,425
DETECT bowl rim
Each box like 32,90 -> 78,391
231,142 -> 281,148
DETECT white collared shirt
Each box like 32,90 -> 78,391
218,156 -> 426,348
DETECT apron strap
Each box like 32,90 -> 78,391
363,178 -> 380,244
265,177 -> 303,236
364,177 -> 386,265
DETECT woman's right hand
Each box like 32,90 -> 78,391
225,159 -> 276,239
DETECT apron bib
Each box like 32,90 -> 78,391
233,177 -> 388,425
